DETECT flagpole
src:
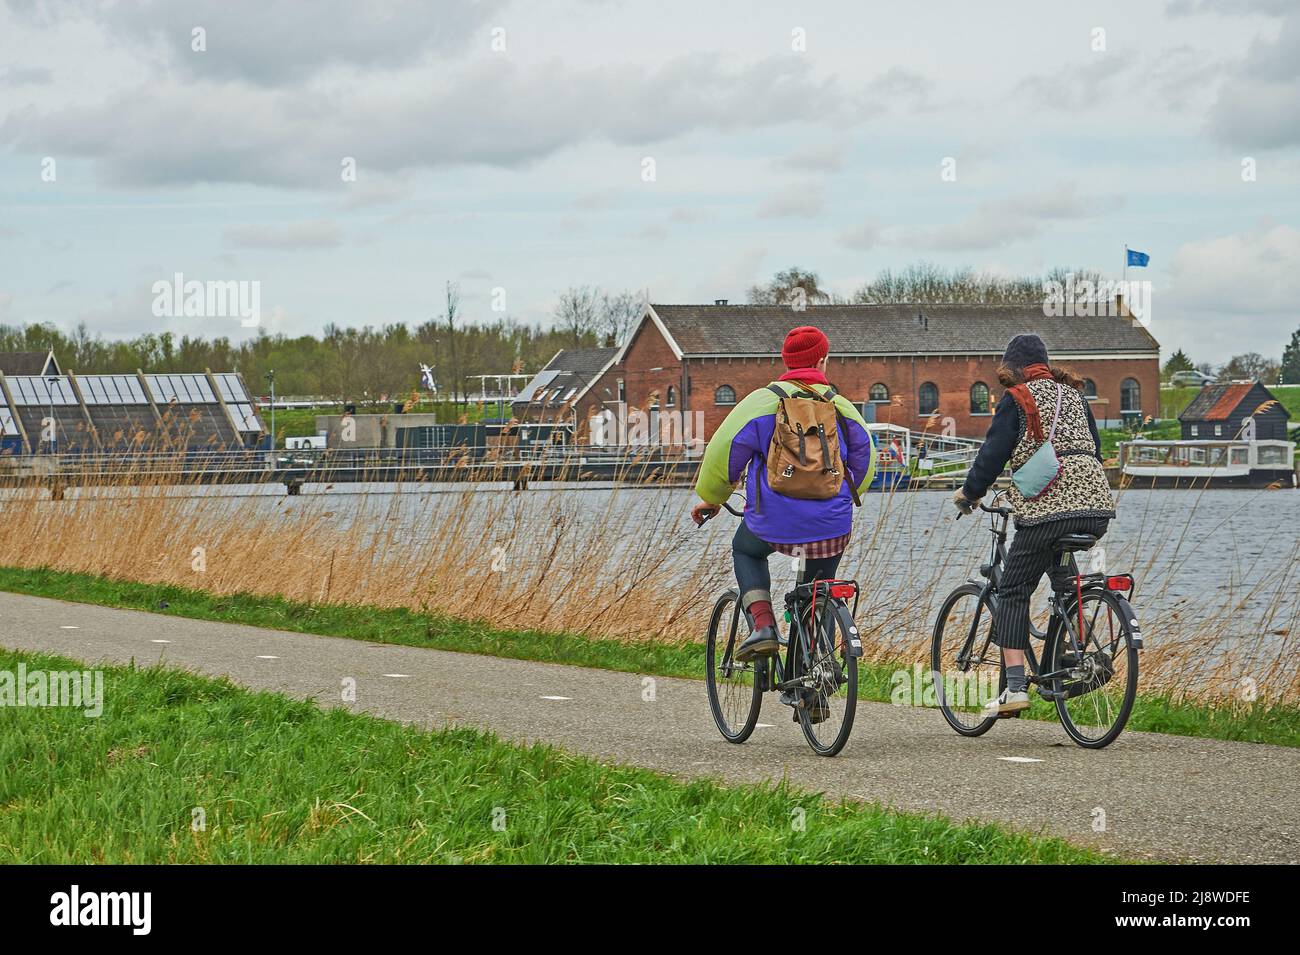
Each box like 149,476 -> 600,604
1124,243 -> 1128,283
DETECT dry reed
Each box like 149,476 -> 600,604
0,461 -> 1295,707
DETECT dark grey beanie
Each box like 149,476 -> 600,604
1001,334 -> 1050,371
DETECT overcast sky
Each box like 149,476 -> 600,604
1,0 -> 1297,365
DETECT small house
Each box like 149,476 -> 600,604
1178,380 -> 1288,441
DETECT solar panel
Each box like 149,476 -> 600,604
7,376 -> 77,406
80,375 -> 150,405
147,374 -> 218,403
514,370 -> 560,404
229,403 -> 262,432
216,373 -> 248,402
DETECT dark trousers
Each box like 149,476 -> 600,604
993,516 -> 1110,651
732,521 -> 842,613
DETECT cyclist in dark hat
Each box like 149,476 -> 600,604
953,333 -> 1116,715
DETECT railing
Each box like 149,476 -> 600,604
0,445 -> 702,482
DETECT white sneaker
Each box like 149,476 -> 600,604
983,688 -> 1031,716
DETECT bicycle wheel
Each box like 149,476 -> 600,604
795,597 -> 857,756
705,589 -> 762,743
931,584 -> 1001,736
1051,590 -> 1138,749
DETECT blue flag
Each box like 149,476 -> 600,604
1126,248 -> 1150,267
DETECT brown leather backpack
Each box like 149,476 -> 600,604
758,381 -> 862,508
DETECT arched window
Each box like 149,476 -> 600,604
918,382 -> 939,416
868,382 -> 889,402
714,385 -> 736,406
969,381 -> 990,415
1121,378 -> 1140,412
1083,379 -> 1097,398
665,385 -> 676,407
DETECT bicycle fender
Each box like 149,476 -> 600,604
1110,594 -> 1142,650
835,603 -> 863,657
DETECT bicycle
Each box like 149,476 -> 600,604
699,499 -> 862,756
932,489 -> 1142,749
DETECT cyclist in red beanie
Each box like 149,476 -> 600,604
692,326 -> 876,703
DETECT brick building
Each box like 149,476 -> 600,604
574,302 -> 1159,443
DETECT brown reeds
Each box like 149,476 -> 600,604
0,456 -> 1295,706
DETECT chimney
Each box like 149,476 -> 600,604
1115,292 -> 1134,324
714,299 -> 728,306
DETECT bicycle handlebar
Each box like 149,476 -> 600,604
695,498 -> 744,526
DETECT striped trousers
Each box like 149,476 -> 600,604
993,515 -> 1110,651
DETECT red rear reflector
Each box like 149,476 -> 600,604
1106,576 -> 1132,591
829,584 -> 856,599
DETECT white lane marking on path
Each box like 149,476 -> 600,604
998,756 -> 1044,763
755,723 -> 774,728
539,695 -> 571,701
151,639 -> 171,644
383,674 -> 411,679
60,625 -> 79,630
256,655 -> 280,660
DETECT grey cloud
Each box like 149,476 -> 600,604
897,185 -> 1122,252
224,220 -> 342,250
777,142 -> 845,173
14,0 -> 505,87
0,66 -> 54,85
838,221 -> 883,251
757,182 -> 824,219
1207,11 -> 1300,146
1,54 -> 841,189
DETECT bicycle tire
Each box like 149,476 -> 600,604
931,583 -> 999,737
1051,589 -> 1138,749
795,597 -> 857,756
705,589 -> 762,743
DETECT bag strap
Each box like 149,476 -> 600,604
1045,383 -> 1065,443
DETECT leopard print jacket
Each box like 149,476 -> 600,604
1007,378 -> 1116,526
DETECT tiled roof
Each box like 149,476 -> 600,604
1178,382 -> 1259,422
512,347 -> 618,408
649,304 -> 1160,356
0,351 -> 58,376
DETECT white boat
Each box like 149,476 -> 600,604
1119,438 -> 1296,488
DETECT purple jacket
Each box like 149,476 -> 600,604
696,379 -> 876,543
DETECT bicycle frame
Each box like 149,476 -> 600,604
759,579 -> 862,695
954,496 -> 1140,699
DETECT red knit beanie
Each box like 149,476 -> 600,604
781,326 -> 829,369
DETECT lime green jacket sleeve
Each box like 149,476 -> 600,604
832,393 -> 877,497
694,387 -> 780,505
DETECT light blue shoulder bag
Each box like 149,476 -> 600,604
1011,382 -> 1064,500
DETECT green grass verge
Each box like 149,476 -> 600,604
0,647 -> 1111,863
1,565 -> 1296,749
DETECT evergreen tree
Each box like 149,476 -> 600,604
1281,326 -> 1300,385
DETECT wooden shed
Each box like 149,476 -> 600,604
1178,381 -> 1289,441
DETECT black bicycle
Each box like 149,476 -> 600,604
932,490 -> 1142,749
700,500 -> 861,756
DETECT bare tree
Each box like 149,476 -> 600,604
1219,352 -> 1280,382
747,267 -> 832,306
599,290 -> 644,346
853,262 -> 1105,305
444,281 -> 461,403
555,286 -> 601,347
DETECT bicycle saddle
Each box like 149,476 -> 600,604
1054,534 -> 1097,552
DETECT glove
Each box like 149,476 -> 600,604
952,489 -> 976,515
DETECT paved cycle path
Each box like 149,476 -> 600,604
2,590 -> 1294,863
